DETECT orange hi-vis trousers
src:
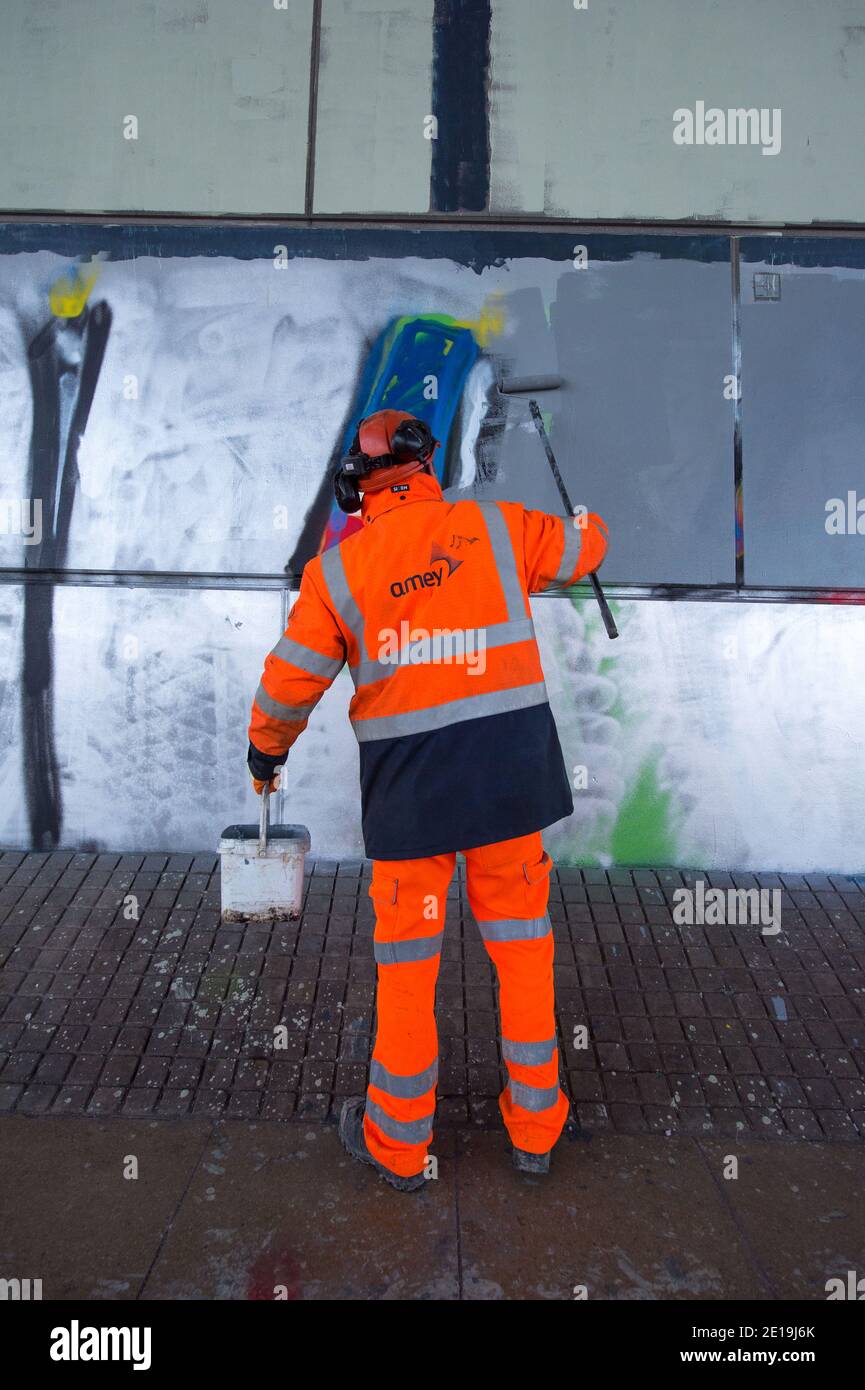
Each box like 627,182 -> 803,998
364,830 -> 570,1178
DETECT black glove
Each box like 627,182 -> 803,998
247,741 -> 285,782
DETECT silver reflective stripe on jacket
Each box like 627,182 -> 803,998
319,543 -> 365,664
476,501 -> 525,620
374,932 -> 444,965
318,501 -> 550,742
271,634 -> 344,681
319,501 -> 533,691
354,681 -> 548,742
366,1099 -> 434,1144
355,615 -> 536,688
254,683 -> 317,723
551,521 -> 583,586
369,1058 -> 438,1099
476,914 -> 551,943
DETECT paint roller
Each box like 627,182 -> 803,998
496,374 -> 618,640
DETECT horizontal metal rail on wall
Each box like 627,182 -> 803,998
1,569 -> 863,606
1,213 -> 865,235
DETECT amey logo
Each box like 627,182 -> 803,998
389,543 -> 463,598
50,1320 -> 152,1371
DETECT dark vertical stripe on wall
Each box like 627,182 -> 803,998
731,237 -> 744,586
431,0 -> 492,213
22,301 -> 111,848
305,0 -> 323,217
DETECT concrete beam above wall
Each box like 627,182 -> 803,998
488,0 -> 865,224
1,1 -> 864,224
314,0 -> 434,214
0,0 -> 315,215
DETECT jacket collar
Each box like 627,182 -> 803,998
360,469 -> 444,525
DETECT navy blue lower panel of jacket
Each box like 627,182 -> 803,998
358,702 -> 574,860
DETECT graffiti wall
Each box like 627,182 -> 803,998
0,226 -> 863,870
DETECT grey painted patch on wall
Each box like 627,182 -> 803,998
742,257 -> 865,589
549,256 -> 735,586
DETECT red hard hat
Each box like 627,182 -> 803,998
335,410 -> 438,511
357,410 -> 418,459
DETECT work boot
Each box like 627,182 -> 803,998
338,1097 -> 427,1193
512,1145 -> 551,1176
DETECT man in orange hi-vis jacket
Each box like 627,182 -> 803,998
248,409 -> 608,1191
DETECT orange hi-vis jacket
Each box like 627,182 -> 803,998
248,470 -> 608,859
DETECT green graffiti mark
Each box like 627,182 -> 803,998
556,592 -> 684,866
610,754 -> 680,866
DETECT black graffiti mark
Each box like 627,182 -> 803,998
23,300 -> 111,849
286,331 -> 372,583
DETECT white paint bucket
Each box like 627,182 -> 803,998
219,786 -> 310,922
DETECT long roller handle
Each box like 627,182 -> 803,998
528,400 -> 618,640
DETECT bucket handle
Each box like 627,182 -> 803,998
258,783 -> 270,856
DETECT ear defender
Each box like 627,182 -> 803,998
333,414 -> 439,513
389,417 -> 437,464
334,426 -> 364,512
333,469 -> 362,513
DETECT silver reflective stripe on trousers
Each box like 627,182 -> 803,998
502,1037 -> 557,1066
369,1058 -> 438,1099
508,1080 -> 561,1112
353,681 -> 548,742
366,1099 -> 434,1144
254,683 -> 317,723
551,521 -> 583,585
271,634 -> 344,681
374,931 -> 444,965
354,616 -> 536,688
476,914 -> 551,943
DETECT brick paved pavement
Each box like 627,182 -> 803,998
1,849 -> 863,1143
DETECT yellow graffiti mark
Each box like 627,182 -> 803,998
49,260 -> 101,318
454,292 -> 506,347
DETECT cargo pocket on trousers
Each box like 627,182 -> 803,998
369,872 -> 400,938
522,850 -> 552,916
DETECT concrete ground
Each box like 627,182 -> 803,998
1,1114 -> 863,1300
1,848 -> 864,1299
